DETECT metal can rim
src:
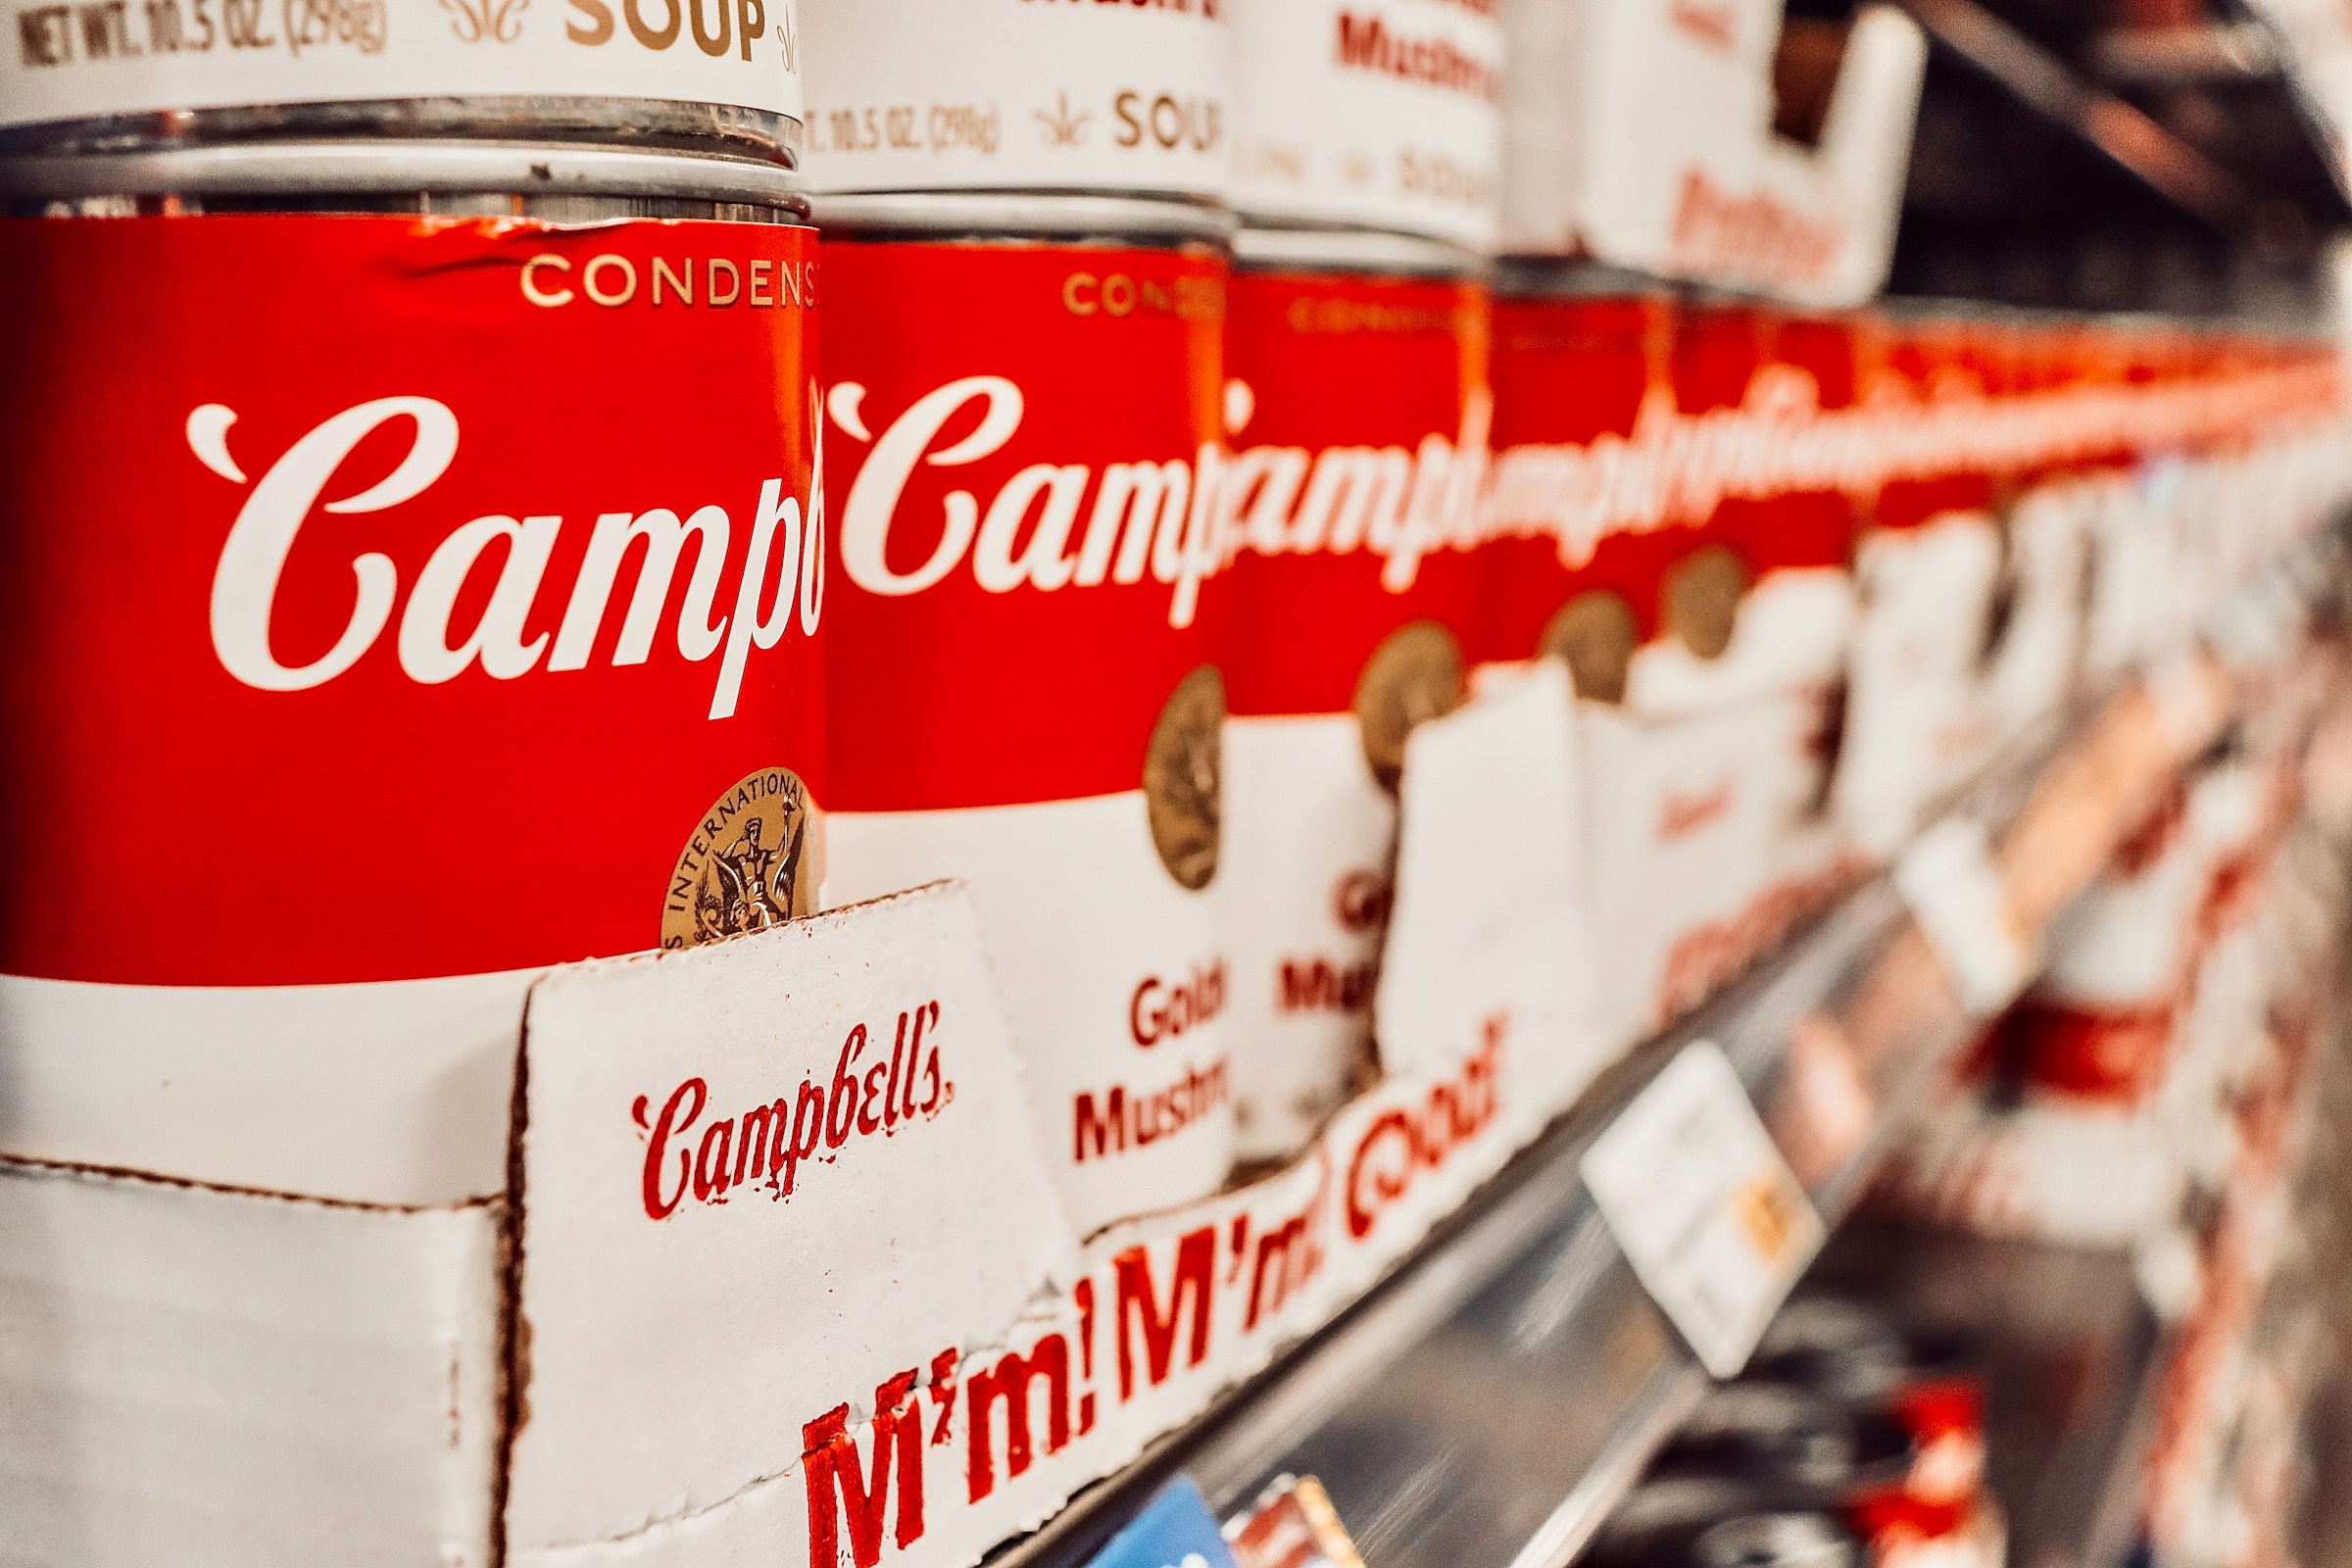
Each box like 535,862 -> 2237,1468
810,190 -> 1235,245
1494,254 -> 1670,300
1234,224 -> 1487,281
0,143 -> 809,212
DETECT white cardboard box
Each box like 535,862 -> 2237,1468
1500,0 -> 1927,304
0,1159 -> 502,1566
5,673 -> 1625,1568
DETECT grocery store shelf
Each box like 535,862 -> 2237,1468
985,676 -> 2193,1568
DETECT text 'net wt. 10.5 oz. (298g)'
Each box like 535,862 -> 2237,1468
1219,224 -> 1492,1162
0,0 -> 808,159
0,148 -> 825,1209
813,193 -> 1235,1236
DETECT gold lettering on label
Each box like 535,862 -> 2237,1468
750,259 -> 773,307
584,254 -> 638,307
1061,268 -> 1225,323
653,258 -> 693,306
521,254 -> 574,308
709,258 -> 741,307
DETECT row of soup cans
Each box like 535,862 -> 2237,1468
2,0 -> 1497,245
0,168 -> 2341,1241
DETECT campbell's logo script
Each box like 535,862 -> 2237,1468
830,376 -> 1225,629
189,395 -> 824,719
831,373 -> 1498,626
636,999 -> 950,1219
1221,376 -> 1493,592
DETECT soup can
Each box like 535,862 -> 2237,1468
815,191 -> 1233,1234
1219,223 -> 1488,1161
0,144 -> 824,1207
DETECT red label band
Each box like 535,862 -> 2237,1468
820,238 -> 1228,812
1484,292 -> 1685,659
0,215 -> 823,986
1677,301 -> 1861,578
1221,266 -> 1490,715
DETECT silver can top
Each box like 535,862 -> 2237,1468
0,141 -> 809,212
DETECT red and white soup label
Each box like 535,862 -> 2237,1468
817,235 -> 1233,1236
1219,261 -> 1490,1159
1480,290 -> 1671,665
0,214 -> 825,991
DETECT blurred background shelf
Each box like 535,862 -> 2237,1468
986,686 -> 2170,1568
1789,0 -> 2352,318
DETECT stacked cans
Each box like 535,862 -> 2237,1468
1219,0 -> 1505,1164
803,0 -> 1513,1215
0,8 -> 824,1204
802,1 -> 1238,1235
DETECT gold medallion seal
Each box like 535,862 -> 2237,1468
1662,543 -> 1750,662
1144,664 -> 1225,892
1541,589 -> 1638,704
662,767 -> 820,951
1352,620 -> 1465,793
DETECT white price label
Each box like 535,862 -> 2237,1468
1894,817 -> 2031,1016
1582,1042 -> 1824,1377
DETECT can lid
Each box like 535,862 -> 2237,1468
1234,224 -> 1486,280
0,143 -> 808,211
811,191 -> 1235,246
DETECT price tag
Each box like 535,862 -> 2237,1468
1894,816 -> 2032,1016
1582,1042 -> 1824,1377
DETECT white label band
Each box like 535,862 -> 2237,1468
1230,0 -> 1502,247
800,0 -> 1233,197
4,0 -> 807,129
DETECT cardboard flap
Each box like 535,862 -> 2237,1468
1811,6 -> 1935,302
503,884 -> 1078,1555
1504,0 -> 1926,305
1625,566 -> 1858,717
1374,662 -> 1599,1099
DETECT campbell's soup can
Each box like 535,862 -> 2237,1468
1728,307 -> 1860,578
1479,265 -> 1676,701
0,147 -> 825,1208
815,193 -> 1233,1235
1228,0 -> 1502,249
0,0 -> 804,160
800,0 -> 1232,201
1635,297 -> 1859,696
1220,226 -> 1489,1161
